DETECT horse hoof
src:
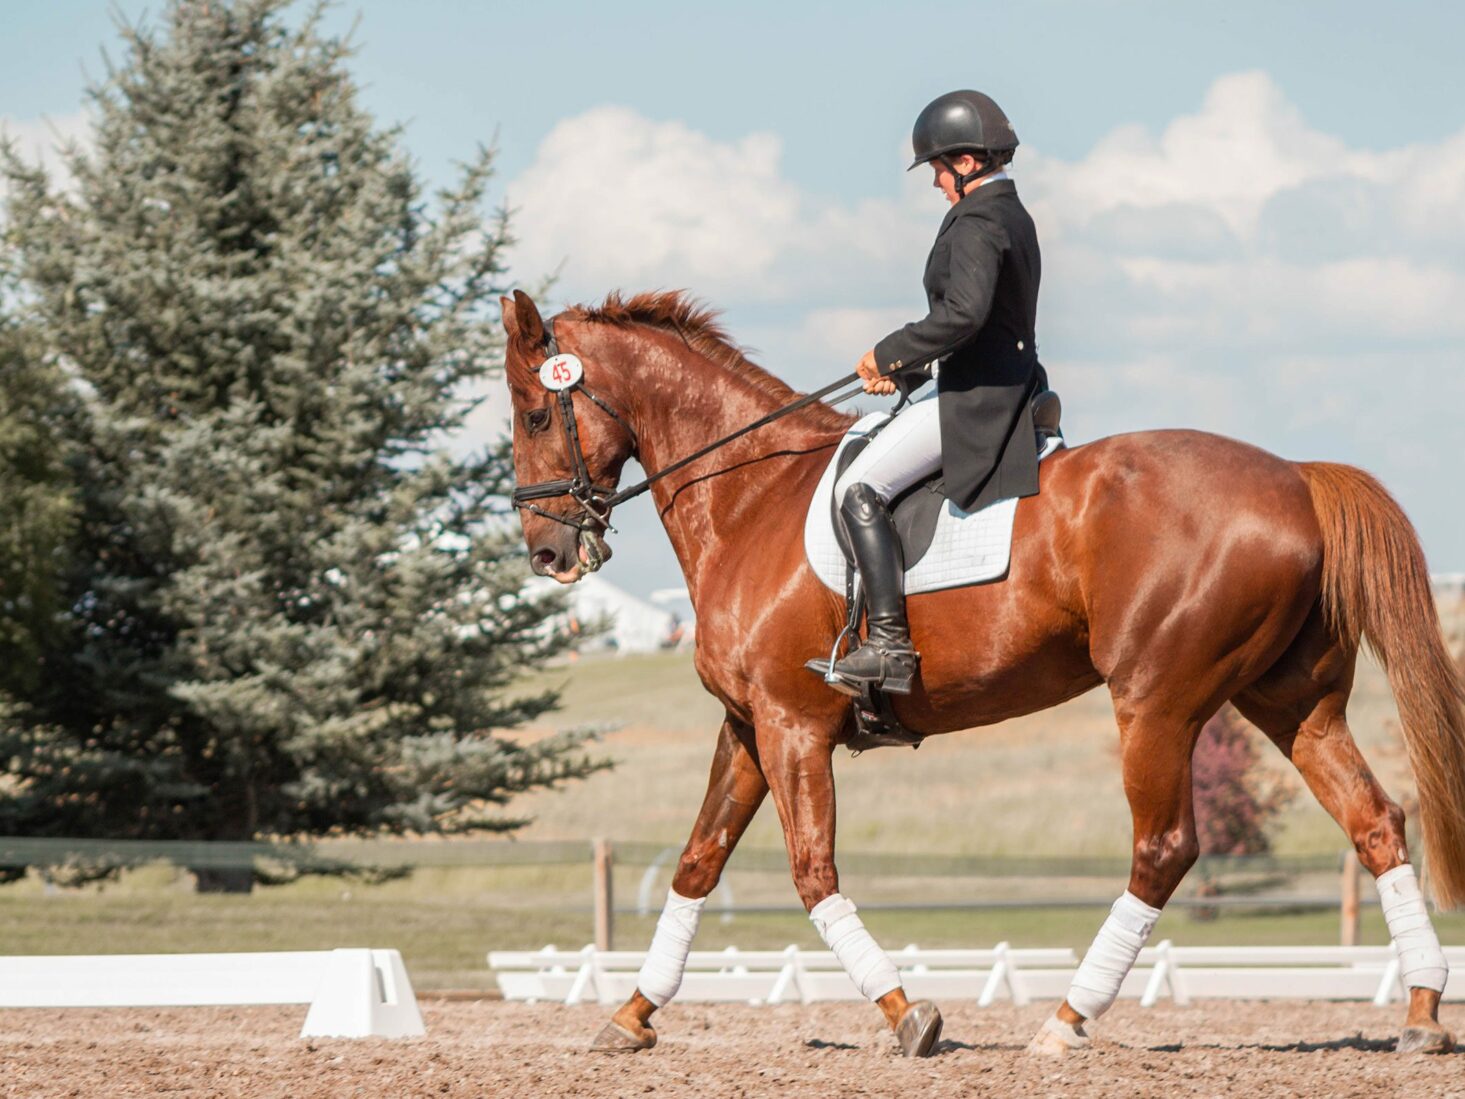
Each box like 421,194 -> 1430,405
1027,1015 -> 1091,1057
590,1019 -> 656,1053
895,1000 -> 943,1057
1397,1026 -> 1454,1054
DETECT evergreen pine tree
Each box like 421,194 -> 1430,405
0,261 -> 77,700
0,0 -> 603,886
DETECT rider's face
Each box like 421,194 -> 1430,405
931,154 -> 980,205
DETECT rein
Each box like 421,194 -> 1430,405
511,317 -> 864,546
606,371 -> 864,508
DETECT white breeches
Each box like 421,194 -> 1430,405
834,384 -> 943,504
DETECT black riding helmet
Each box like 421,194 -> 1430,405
909,90 -> 1018,195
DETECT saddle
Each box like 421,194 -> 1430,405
806,389 -> 1065,753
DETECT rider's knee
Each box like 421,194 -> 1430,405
840,481 -> 885,523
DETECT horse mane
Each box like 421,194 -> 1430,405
564,291 -> 854,431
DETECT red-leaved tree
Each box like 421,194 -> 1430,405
1192,705 -> 1293,857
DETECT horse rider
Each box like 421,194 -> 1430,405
830,89 -> 1049,696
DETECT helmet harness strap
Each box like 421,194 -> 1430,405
938,151 -> 1000,198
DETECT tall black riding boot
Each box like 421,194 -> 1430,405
830,483 -> 919,695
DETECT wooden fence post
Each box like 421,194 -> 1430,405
594,838 -> 614,951
1340,849 -> 1361,947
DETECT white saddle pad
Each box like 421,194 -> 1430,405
803,412 -> 1063,596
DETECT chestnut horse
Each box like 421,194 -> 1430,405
501,288 -> 1465,1057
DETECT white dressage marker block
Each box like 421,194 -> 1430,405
301,949 -> 426,1039
0,948 -> 425,1039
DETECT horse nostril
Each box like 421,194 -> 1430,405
532,548 -> 558,570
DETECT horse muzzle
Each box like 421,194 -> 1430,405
530,528 -> 612,583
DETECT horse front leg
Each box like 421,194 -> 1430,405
591,715 -> 768,1052
758,718 -> 943,1058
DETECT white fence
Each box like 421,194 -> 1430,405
1131,943 -> 1465,1007
489,941 -> 1465,1007
491,943 -> 1078,1006
0,948 -> 426,1038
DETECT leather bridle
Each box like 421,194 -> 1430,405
509,319 -> 638,540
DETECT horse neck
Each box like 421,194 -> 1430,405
602,326 -> 846,601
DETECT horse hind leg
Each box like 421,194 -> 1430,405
1235,649 -> 1454,1055
591,716 -> 768,1053
1030,701 -> 1204,1055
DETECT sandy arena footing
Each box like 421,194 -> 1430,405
0,999 -> 1460,1097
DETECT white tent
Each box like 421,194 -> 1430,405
529,575 -> 691,654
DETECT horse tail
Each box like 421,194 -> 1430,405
1301,461 -> 1465,909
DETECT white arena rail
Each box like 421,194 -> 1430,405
0,948 -> 426,1038
489,941 -> 1465,1007
1133,942 -> 1465,1007
488,942 -> 1078,1005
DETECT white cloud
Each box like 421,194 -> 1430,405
1023,72 -> 1353,239
789,306 -> 915,358
506,106 -> 802,299
1024,71 -> 1465,362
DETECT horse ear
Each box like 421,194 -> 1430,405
501,294 -> 521,341
512,289 -> 547,348
501,293 -> 543,392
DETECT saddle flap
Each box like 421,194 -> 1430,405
889,477 -> 947,568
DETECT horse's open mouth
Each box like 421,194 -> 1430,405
547,530 -> 611,584
580,529 -> 612,572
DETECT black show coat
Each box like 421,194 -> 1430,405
873,178 -> 1047,512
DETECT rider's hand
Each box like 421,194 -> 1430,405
857,349 -> 896,396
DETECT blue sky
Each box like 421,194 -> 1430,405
9,2 -> 1465,184
4,2 -> 1463,599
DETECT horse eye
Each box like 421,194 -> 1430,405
525,408 -> 551,433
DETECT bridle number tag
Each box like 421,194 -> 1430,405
539,354 -> 584,392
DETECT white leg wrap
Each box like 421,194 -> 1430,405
634,888 -> 706,1007
1065,891 -> 1163,1021
1377,864 -> 1448,993
809,893 -> 902,1001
